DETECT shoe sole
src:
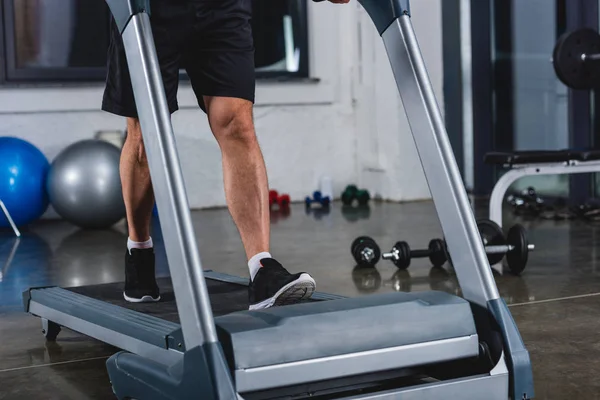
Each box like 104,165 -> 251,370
249,273 -> 316,310
123,293 -> 161,303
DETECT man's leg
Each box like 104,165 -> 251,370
203,96 -> 270,260
120,117 -> 160,303
203,96 -> 315,309
121,117 -> 155,243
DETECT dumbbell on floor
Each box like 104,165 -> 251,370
380,221 -> 534,274
381,239 -> 447,270
305,191 -> 330,208
269,190 -> 290,210
477,219 -> 534,275
341,185 -> 371,206
350,236 -> 381,267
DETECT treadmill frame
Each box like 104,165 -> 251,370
25,0 -> 535,399
23,270 -> 346,370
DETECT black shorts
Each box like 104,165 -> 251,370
102,0 -> 255,117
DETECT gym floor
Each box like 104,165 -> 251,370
0,201 -> 599,399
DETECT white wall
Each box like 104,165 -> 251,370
0,1 -> 443,213
354,0 -> 441,201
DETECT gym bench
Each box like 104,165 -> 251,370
486,149 -> 600,227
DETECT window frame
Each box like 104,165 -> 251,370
2,0 -> 109,83
252,1 -> 310,80
1,0 -> 311,85
0,0 -> 5,84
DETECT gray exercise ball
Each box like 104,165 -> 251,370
47,140 -> 125,229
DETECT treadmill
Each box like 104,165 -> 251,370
23,1 -> 535,399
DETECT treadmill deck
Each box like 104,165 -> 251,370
67,277 -> 249,322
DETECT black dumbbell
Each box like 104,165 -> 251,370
476,219 -> 535,275
351,236 -> 381,268
381,239 -> 447,270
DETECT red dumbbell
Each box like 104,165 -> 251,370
269,190 -> 291,209
278,194 -> 290,208
269,190 -> 279,207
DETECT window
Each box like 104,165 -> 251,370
2,0 -> 110,82
252,1 -> 309,79
0,0 -> 310,84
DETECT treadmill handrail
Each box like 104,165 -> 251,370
357,0 -> 499,306
105,2 -> 218,350
358,0 -> 411,34
358,1 -> 534,398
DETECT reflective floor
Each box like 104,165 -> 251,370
1,201 -> 600,399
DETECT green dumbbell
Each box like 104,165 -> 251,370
342,185 -> 359,205
356,190 -> 371,206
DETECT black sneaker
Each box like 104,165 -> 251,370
124,248 -> 161,303
249,258 -> 316,310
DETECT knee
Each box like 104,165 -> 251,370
125,118 -> 147,163
210,108 -> 256,146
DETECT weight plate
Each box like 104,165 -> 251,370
393,241 -> 411,270
350,236 -> 380,267
553,28 -> 600,90
351,236 -> 373,253
428,239 -> 448,267
506,224 -> 529,275
443,240 -> 453,267
477,219 -> 506,265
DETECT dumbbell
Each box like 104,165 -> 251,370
341,185 -> 358,205
380,221 -> 535,273
420,220 -> 534,274
269,190 -> 290,209
350,236 -> 381,267
477,219 -> 535,275
305,191 -> 330,208
356,190 -> 371,205
381,239 -> 447,270
341,185 -> 371,206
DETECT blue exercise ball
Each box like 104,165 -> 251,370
47,140 -> 125,229
0,137 -> 50,228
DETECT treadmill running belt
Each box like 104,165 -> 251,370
67,277 -> 250,322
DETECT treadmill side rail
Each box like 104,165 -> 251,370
23,286 -> 55,312
107,344 -> 237,400
234,335 -> 479,393
26,287 -> 183,365
488,298 -> 535,400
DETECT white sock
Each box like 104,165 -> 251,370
127,237 -> 153,254
248,252 -> 272,281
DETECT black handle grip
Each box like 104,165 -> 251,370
411,249 -> 431,258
